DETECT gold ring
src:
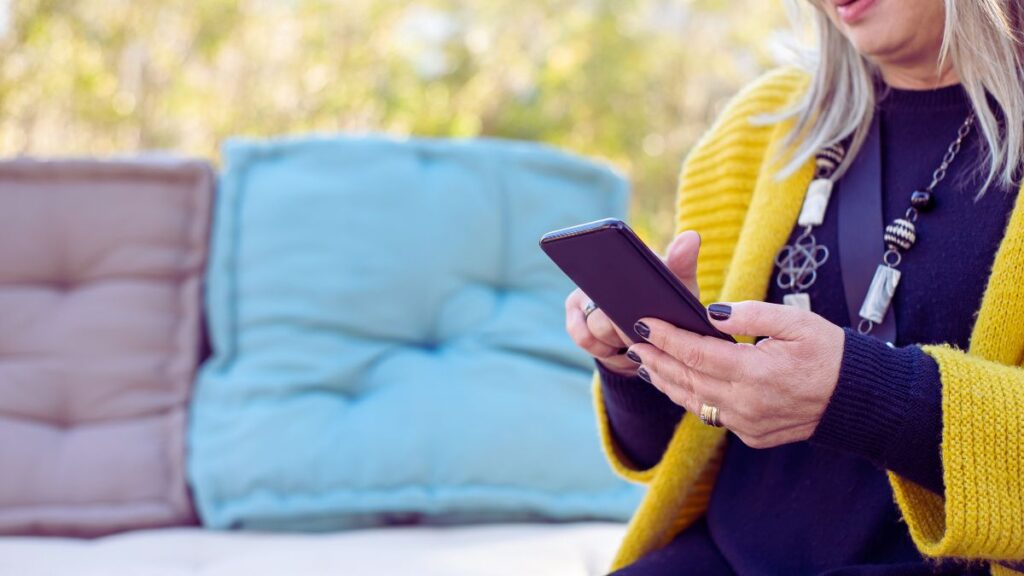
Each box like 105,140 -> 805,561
583,300 -> 599,320
699,403 -> 722,428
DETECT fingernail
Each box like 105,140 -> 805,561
626,349 -> 642,364
708,303 -> 732,321
634,321 -> 651,340
637,366 -> 652,383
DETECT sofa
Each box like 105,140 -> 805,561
0,137 -> 639,575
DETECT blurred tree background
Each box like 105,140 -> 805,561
0,0 -> 791,247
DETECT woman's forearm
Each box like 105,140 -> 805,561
811,329 -> 945,494
597,361 -> 684,471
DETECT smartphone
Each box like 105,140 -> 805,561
540,218 -> 734,344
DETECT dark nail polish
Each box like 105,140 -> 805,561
626,349 -> 642,364
708,303 -> 732,321
637,366 -> 652,383
634,321 -> 651,339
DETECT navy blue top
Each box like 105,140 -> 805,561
599,83 -> 1019,575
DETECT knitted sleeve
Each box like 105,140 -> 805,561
593,66 -> 811,484
597,361 -> 683,471
889,345 -> 1024,564
811,329 -> 945,494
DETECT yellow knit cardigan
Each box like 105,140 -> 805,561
595,68 -> 1024,576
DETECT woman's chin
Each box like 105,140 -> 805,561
827,0 -> 947,73
844,30 -> 914,65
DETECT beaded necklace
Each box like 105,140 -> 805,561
774,112 -> 976,336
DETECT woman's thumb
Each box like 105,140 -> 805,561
665,230 -> 701,296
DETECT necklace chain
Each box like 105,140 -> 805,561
927,115 -> 975,192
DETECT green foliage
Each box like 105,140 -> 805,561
0,0 -> 788,248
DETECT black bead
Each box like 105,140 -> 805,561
910,190 -> 933,211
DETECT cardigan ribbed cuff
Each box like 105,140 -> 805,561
597,360 -> 684,471
811,328 -> 945,494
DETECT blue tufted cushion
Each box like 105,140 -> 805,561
190,136 -> 643,530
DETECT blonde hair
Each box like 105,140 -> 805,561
774,0 -> 1024,197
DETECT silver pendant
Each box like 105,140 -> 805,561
783,292 -> 811,311
775,229 -> 829,292
797,178 -> 834,227
859,264 -> 901,324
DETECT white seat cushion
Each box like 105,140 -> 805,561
0,522 -> 626,576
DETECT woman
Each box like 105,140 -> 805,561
566,1 -> 1024,574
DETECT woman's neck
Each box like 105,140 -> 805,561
878,58 -> 961,90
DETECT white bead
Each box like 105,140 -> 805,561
798,179 -> 833,227
784,293 -> 812,311
859,265 -> 901,324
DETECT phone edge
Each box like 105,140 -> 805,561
540,218 -> 735,343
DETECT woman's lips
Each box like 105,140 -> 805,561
835,0 -> 877,24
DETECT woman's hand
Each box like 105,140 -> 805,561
628,301 -> 845,448
565,230 -> 703,377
